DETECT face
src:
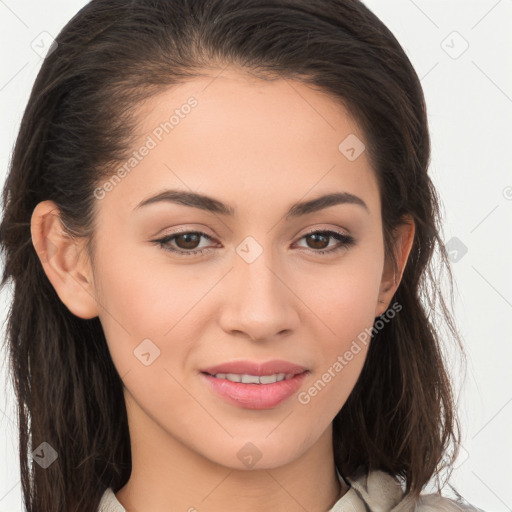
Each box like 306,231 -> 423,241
71,67 -> 398,471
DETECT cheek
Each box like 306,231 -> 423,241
93,235 -> 178,330
92,239 -> 169,369
295,277 -> 376,420
298,252 -> 383,341
93,241 -> 215,375
292,252 -> 382,406
310,279 -> 374,392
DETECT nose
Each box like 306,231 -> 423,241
218,244 -> 299,342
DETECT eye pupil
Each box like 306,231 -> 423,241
177,233 -> 201,249
307,233 -> 328,250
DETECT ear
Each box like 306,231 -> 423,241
375,215 -> 415,317
30,200 -> 100,319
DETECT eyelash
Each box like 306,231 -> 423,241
153,229 -> 356,257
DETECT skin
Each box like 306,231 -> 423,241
31,66 -> 415,512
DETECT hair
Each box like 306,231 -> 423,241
0,0 -> 466,510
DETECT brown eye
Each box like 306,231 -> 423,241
153,229 -> 355,258
154,231 -> 216,257
173,233 -> 202,250
305,232 -> 330,250
295,230 -> 356,255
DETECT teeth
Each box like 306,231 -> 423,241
212,373 -> 290,384
241,374 -> 261,384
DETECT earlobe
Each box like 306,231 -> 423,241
30,200 -> 100,319
375,216 -> 415,317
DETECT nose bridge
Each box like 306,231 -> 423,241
236,234 -> 285,307
219,234 -> 297,340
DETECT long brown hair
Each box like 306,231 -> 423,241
0,1 -> 464,510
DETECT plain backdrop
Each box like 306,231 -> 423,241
0,1 -> 511,511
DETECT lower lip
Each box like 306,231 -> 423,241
201,371 -> 309,410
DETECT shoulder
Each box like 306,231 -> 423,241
97,487 -> 126,512
345,469 -> 485,512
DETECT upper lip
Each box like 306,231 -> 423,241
201,359 -> 308,376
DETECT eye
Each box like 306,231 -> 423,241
154,231 -> 217,257
152,228 -> 356,257
294,229 -> 356,255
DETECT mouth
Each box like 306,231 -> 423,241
199,360 -> 309,409
201,371 -> 302,384
200,359 -> 308,379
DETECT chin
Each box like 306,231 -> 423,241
198,433 -> 312,471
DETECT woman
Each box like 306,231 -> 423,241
0,0 -> 484,510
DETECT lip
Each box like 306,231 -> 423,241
200,359 -> 309,410
201,371 -> 308,410
201,359 -> 308,377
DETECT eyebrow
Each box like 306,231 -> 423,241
134,189 -> 369,218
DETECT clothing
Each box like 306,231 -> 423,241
97,467 -> 484,511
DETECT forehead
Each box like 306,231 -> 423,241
97,67 -> 380,219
